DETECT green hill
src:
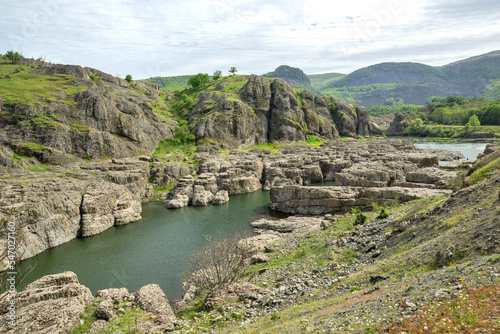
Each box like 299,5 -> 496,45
317,51 -> 500,106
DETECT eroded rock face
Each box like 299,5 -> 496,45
0,160 -> 147,271
269,185 -> 453,215
0,272 -> 93,334
189,75 -> 379,149
0,65 -> 175,161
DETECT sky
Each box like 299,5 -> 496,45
1,0 -> 499,79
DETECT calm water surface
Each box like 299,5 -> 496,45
413,141 -> 488,164
18,190 -> 275,301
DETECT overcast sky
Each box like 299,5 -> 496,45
1,0 -> 499,79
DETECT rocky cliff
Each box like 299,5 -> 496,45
0,63 -> 175,161
190,75 -> 381,148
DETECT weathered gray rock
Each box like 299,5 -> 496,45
212,190 -> 230,205
192,185 -> 214,206
189,75 -> 380,149
133,284 -> 176,332
1,65 -> 175,161
0,272 -> 93,334
96,299 -> 116,321
204,282 -> 273,310
80,181 -> 141,237
250,216 -> 323,234
269,185 -> 452,215
0,172 -> 143,271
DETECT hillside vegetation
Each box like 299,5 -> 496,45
385,96 -> 500,138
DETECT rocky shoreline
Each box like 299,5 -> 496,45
0,139 -> 462,271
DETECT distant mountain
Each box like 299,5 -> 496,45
263,65 -> 317,93
308,72 -> 346,90
321,50 -> 500,106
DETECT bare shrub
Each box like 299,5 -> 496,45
186,232 -> 255,293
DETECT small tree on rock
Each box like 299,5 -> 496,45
125,74 -> 133,83
213,70 -> 222,81
173,120 -> 195,144
228,67 -> 237,76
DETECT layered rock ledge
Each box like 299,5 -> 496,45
269,185 -> 453,215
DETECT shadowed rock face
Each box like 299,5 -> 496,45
190,75 -> 381,149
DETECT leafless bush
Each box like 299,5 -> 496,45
186,232 -> 255,293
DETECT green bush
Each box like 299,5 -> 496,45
377,208 -> 389,219
173,120 -> 195,144
352,208 -> 368,226
125,74 -> 132,83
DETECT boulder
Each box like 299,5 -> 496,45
0,272 -> 93,334
212,190 -> 230,205
133,284 -> 176,332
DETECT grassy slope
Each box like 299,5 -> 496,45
146,75 -> 191,91
0,59 -> 88,106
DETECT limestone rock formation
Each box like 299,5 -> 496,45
0,160 -> 148,271
269,185 -> 452,215
0,64 -> 175,161
188,75 -> 380,149
385,111 -> 406,136
0,272 -> 93,334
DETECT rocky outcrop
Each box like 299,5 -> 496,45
0,272 -> 93,334
0,159 -> 148,271
269,185 -> 452,215
0,64 -> 175,161
0,271 -> 177,334
189,75 -> 380,149
385,111 -> 406,136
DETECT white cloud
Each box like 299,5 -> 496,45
0,0 -> 498,78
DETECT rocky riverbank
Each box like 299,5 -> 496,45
0,138 -> 458,271
1,142 -> 499,333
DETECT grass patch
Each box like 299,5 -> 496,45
465,156 -> 500,185
69,123 -> 90,134
241,143 -> 281,153
20,142 -> 48,151
0,64 -> 88,107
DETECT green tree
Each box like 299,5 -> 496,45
228,67 -> 237,76
5,51 -> 21,64
468,114 -> 480,129
125,74 -> 133,83
173,120 -> 195,144
187,73 -> 210,90
213,70 -> 222,81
